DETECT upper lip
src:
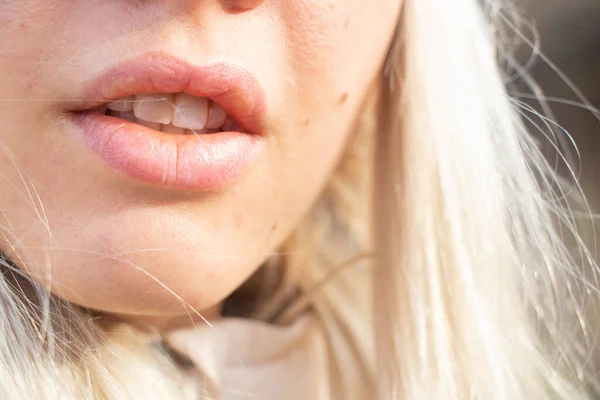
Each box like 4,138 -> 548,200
68,52 -> 267,134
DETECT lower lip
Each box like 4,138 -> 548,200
73,112 -> 263,191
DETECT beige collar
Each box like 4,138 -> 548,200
163,314 -> 331,399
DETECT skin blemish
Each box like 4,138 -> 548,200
303,117 -> 311,125
271,224 -> 277,232
339,92 -> 349,105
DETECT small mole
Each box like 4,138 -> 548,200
339,92 -> 349,105
303,117 -> 311,125
271,224 -> 277,232
20,23 -> 26,29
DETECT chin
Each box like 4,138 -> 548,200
5,208 -> 268,322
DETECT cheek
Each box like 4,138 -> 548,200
278,0 -> 401,98
0,2 -> 66,90
267,0 -> 400,192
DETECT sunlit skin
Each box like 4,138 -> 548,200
0,0 -> 401,329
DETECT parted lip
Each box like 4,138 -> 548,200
67,51 -> 267,135
65,52 -> 268,191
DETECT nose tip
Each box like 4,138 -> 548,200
221,0 -> 266,12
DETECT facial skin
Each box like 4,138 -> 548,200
0,0 -> 401,328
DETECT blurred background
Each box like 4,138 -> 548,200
524,0 -> 599,182
514,0 -> 600,377
518,0 -> 600,237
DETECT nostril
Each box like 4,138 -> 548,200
220,0 -> 266,13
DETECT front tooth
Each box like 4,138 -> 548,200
112,111 -> 135,122
205,103 -> 228,129
133,94 -> 173,124
161,124 -> 186,134
107,96 -> 134,112
172,94 -> 208,130
134,117 -> 162,131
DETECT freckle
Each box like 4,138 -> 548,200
339,92 -> 349,105
344,18 -> 350,30
271,224 -> 277,232
303,117 -> 310,125
20,23 -> 26,28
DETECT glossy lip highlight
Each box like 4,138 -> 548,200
68,52 -> 268,191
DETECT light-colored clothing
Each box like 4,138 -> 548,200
164,315 -> 330,400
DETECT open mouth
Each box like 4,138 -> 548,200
93,93 -> 240,135
70,53 -> 267,191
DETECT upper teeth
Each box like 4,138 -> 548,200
105,93 -> 229,131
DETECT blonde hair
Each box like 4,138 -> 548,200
0,0 -> 598,399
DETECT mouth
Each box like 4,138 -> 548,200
67,52 -> 267,191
